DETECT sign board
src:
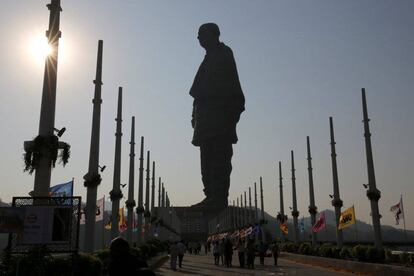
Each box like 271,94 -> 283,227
0,207 -> 25,233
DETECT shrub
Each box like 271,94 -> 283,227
332,247 -> 341,259
298,242 -> 312,255
75,253 -> 102,276
385,249 -> 400,264
400,252 -> 410,265
409,253 -> 414,266
280,241 -> 297,252
352,245 -> 367,262
339,247 -> 352,259
365,246 -> 384,263
318,243 -> 334,258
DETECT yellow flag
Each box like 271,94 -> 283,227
280,222 -> 288,234
338,206 -> 356,230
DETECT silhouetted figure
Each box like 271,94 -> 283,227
190,23 -> 245,209
259,241 -> 267,265
213,241 -> 220,265
271,242 -> 279,266
237,238 -> 246,268
177,240 -> 186,268
107,237 -> 153,276
246,238 -> 255,269
170,241 -> 178,271
224,238 -> 233,267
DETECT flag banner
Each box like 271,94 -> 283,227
104,218 -> 111,230
244,226 -> 253,237
280,222 -> 288,235
390,198 -> 403,225
119,207 -> 127,233
95,197 -> 104,222
312,212 -> 326,233
299,217 -> 305,233
338,206 -> 356,230
49,180 -> 73,197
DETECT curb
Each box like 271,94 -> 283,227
280,252 -> 414,276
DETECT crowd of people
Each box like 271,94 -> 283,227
168,238 -> 280,271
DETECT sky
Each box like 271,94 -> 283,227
0,0 -> 413,231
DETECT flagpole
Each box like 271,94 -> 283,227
102,195 -> 105,249
401,194 -> 407,241
353,205 -> 358,242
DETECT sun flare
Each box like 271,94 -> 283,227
29,36 -> 53,64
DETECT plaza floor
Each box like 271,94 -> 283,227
155,252 -> 353,275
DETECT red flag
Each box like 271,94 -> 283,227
390,197 -> 404,225
312,212 -> 326,233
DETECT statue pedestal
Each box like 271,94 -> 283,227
173,206 -> 221,242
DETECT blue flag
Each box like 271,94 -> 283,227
49,180 -> 73,197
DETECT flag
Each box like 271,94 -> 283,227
390,198 -> 404,225
312,212 -> 326,232
104,217 -> 111,230
49,180 -> 73,197
96,197 -> 104,222
119,207 -> 127,233
280,222 -> 288,234
338,206 -> 356,230
299,217 -> 305,233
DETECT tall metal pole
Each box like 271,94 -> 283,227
361,88 -> 382,249
110,88 -> 123,240
254,182 -> 258,223
248,187 -> 252,225
144,151 -> 150,241
126,117 -> 136,244
136,136 -> 144,244
329,117 -> 343,247
260,177 -> 265,222
31,0 -> 62,197
240,194 -> 244,226
151,161 -> 155,213
158,177 -> 161,207
278,162 -> 285,216
291,151 -> 300,244
161,183 -> 165,207
83,40 -> 103,252
236,198 -> 239,228
307,136 -> 318,246
244,191 -> 247,226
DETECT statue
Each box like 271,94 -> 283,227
189,23 -> 245,210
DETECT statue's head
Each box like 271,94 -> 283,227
198,23 -> 220,49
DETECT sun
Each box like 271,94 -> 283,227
29,36 -> 53,64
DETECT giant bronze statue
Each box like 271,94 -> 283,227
190,23 -> 245,209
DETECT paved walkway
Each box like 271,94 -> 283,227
155,253 -> 353,275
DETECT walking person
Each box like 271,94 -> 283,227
246,238 -> 256,269
219,240 -> 225,265
259,241 -> 267,265
237,238 -> 246,268
169,241 -> 178,271
213,241 -> 220,265
224,238 -> 233,267
271,241 -> 279,266
177,240 -> 186,268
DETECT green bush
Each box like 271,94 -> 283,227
298,242 -> 312,255
409,253 -> 414,266
75,253 -> 102,276
339,247 -> 352,259
364,246 -> 384,263
332,247 -> 341,259
385,249 -> 400,264
400,252 -> 410,265
318,243 -> 334,258
352,245 -> 368,262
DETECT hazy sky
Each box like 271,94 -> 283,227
0,1 -> 413,231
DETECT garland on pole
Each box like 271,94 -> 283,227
23,135 -> 71,174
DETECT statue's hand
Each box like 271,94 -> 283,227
191,118 -> 195,128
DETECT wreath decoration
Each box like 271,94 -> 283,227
23,135 -> 70,174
